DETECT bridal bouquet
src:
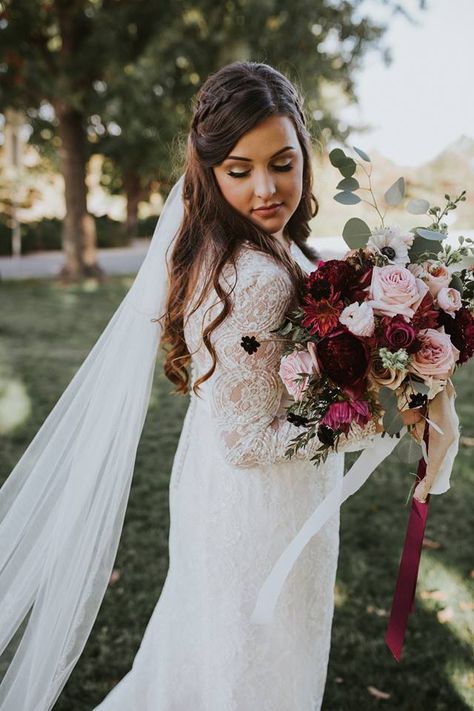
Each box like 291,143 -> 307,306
247,147 -> 473,660
246,147 -> 473,659
270,148 -> 473,492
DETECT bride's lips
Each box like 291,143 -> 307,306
252,202 -> 283,217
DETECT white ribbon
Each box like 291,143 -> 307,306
250,429 -> 405,625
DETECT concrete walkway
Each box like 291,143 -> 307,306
0,237 -> 348,281
1,232 -> 471,281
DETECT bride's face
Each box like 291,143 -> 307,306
212,114 -> 304,238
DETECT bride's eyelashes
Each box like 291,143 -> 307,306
227,163 -> 294,178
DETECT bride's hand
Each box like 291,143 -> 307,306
374,407 -> 425,433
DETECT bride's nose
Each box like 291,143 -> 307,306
254,170 -> 277,201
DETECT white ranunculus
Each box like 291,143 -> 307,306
339,301 -> 375,337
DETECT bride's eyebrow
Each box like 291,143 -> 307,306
224,145 -> 295,162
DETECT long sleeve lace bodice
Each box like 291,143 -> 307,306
184,244 -> 378,468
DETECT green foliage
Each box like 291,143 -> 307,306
342,216 -> 371,249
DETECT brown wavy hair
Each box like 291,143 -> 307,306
158,61 -> 320,396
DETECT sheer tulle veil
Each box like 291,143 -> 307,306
0,174 -> 185,710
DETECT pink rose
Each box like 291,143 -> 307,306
367,265 -> 429,320
279,349 -> 316,401
408,328 -> 460,380
437,287 -> 462,317
320,400 -> 371,435
422,260 -> 451,297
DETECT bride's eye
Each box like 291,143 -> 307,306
227,162 -> 293,179
227,170 -> 250,178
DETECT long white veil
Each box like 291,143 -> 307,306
0,174 -> 185,711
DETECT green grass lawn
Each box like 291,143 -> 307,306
0,276 -> 473,711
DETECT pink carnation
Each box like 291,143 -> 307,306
320,400 -> 371,435
408,328 -> 460,380
279,349 -> 316,401
367,265 -> 429,320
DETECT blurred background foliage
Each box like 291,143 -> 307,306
0,0 -> 425,277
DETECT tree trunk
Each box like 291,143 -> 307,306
55,103 -> 104,281
123,169 -> 149,239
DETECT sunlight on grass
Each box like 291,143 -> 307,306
444,660 -> 474,708
418,552 -> 474,649
0,378 -> 31,434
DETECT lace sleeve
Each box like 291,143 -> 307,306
208,255 -> 379,468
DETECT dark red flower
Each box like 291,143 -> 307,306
316,329 -> 370,398
347,263 -> 373,303
438,307 -> 474,364
305,260 -> 355,301
301,293 -> 344,337
380,315 -> 417,351
412,291 -> 439,330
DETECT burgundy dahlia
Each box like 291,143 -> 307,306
438,306 -> 474,364
316,329 -> 370,398
305,260 -> 355,300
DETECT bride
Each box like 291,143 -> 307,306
0,61 -> 419,711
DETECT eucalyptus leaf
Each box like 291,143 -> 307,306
329,148 -> 347,167
410,380 -> 430,395
339,159 -> 357,178
384,177 -> 405,206
334,191 -> 361,205
379,386 -> 397,411
383,409 -> 404,435
353,145 -> 371,162
416,228 -> 447,241
342,217 -> 372,249
448,273 -> 463,295
408,235 -> 442,261
406,198 -> 430,215
337,177 -> 359,191
395,433 -> 423,464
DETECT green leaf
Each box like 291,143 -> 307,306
406,198 -> 430,215
379,386 -> 397,411
410,380 -> 430,395
336,177 -> 359,191
408,235 -> 441,261
416,228 -> 447,241
342,217 -> 371,249
329,148 -> 347,167
384,177 -> 405,206
352,145 -> 371,162
395,433 -> 423,464
334,191 -> 361,205
339,159 -> 357,178
383,408 -> 404,435
448,273 -> 464,295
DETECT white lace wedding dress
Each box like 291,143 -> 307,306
93,241 -> 378,711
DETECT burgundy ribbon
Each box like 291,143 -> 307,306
384,421 -> 430,661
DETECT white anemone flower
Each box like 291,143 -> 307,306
367,225 -> 415,266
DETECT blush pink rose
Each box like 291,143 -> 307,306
279,349 -> 316,401
408,328 -> 460,380
436,286 -> 462,317
422,260 -> 451,297
367,265 -> 429,320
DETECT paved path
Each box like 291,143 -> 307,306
1,232 -> 471,281
0,237 -> 348,281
